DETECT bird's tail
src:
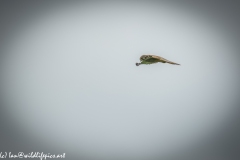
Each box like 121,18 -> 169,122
167,60 -> 180,65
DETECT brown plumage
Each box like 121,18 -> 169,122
136,55 -> 180,66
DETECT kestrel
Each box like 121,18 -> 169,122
136,55 -> 180,66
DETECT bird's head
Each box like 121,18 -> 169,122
136,63 -> 140,66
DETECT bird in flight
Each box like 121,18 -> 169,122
136,55 -> 180,66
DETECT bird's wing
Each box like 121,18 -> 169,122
151,55 -> 180,65
141,55 -> 180,65
150,55 -> 165,60
140,55 -> 165,62
139,55 -> 160,64
140,55 -> 155,61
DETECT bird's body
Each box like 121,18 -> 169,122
136,55 -> 180,66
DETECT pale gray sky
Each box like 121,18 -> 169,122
0,1 -> 240,160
